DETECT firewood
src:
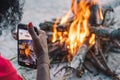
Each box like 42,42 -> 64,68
97,39 -> 108,68
53,43 -> 90,77
113,40 -> 120,48
83,60 -> 99,76
39,21 -> 56,31
70,42 -> 95,77
53,66 -> 75,77
48,41 -> 68,63
90,27 -> 120,40
48,46 -> 59,53
56,25 -> 120,40
70,43 -> 89,69
90,51 -> 117,77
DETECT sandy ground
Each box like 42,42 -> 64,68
0,0 -> 120,80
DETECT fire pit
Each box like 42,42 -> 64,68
39,0 -> 120,80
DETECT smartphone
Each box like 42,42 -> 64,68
17,24 -> 37,69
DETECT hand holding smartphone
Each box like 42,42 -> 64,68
18,23 -> 50,69
18,24 -> 37,69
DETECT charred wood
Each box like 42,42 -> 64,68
83,60 -> 99,76
48,41 -> 68,63
90,27 -> 120,40
98,8 -> 114,26
90,51 -> 118,78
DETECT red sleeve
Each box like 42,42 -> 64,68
0,56 -> 23,80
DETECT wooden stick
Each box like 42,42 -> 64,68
113,40 -> 120,48
90,27 -> 120,40
70,43 -> 89,69
56,25 -> 120,40
97,39 -> 108,67
48,46 -> 59,53
53,43 -> 90,77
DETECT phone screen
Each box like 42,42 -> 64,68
18,25 -> 37,68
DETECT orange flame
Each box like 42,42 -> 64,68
60,10 -> 72,25
89,34 -> 96,47
99,6 -> 103,20
96,1 -> 103,21
52,0 -> 100,56
60,0 -> 77,25
52,18 -> 59,42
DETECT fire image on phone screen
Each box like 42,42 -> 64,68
18,28 -> 36,66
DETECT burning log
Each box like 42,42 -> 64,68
55,26 -> 120,40
39,8 -> 114,32
53,43 -> 90,77
39,21 -> 57,31
48,40 -> 68,64
70,43 -> 89,69
70,43 -> 90,77
90,27 -> 120,40
41,0 -> 119,31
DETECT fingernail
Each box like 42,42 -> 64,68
28,22 -> 33,28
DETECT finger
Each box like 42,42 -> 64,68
39,30 -> 48,39
27,22 -> 38,39
39,30 -> 46,35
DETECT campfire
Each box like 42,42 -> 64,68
39,0 -> 120,79
52,0 -> 98,60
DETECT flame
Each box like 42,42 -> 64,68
22,42 -> 31,58
97,6 -> 103,21
52,0 -> 100,56
89,34 -> 96,47
67,0 -> 93,55
60,0 -> 77,25
99,7 -> 103,20
60,10 -> 72,25
52,18 -> 59,42
96,1 -> 103,21
92,0 -> 98,5
25,43 -> 30,57
71,0 -> 77,16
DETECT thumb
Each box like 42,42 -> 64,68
27,22 -> 37,39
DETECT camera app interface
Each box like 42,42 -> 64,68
18,29 -> 36,65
